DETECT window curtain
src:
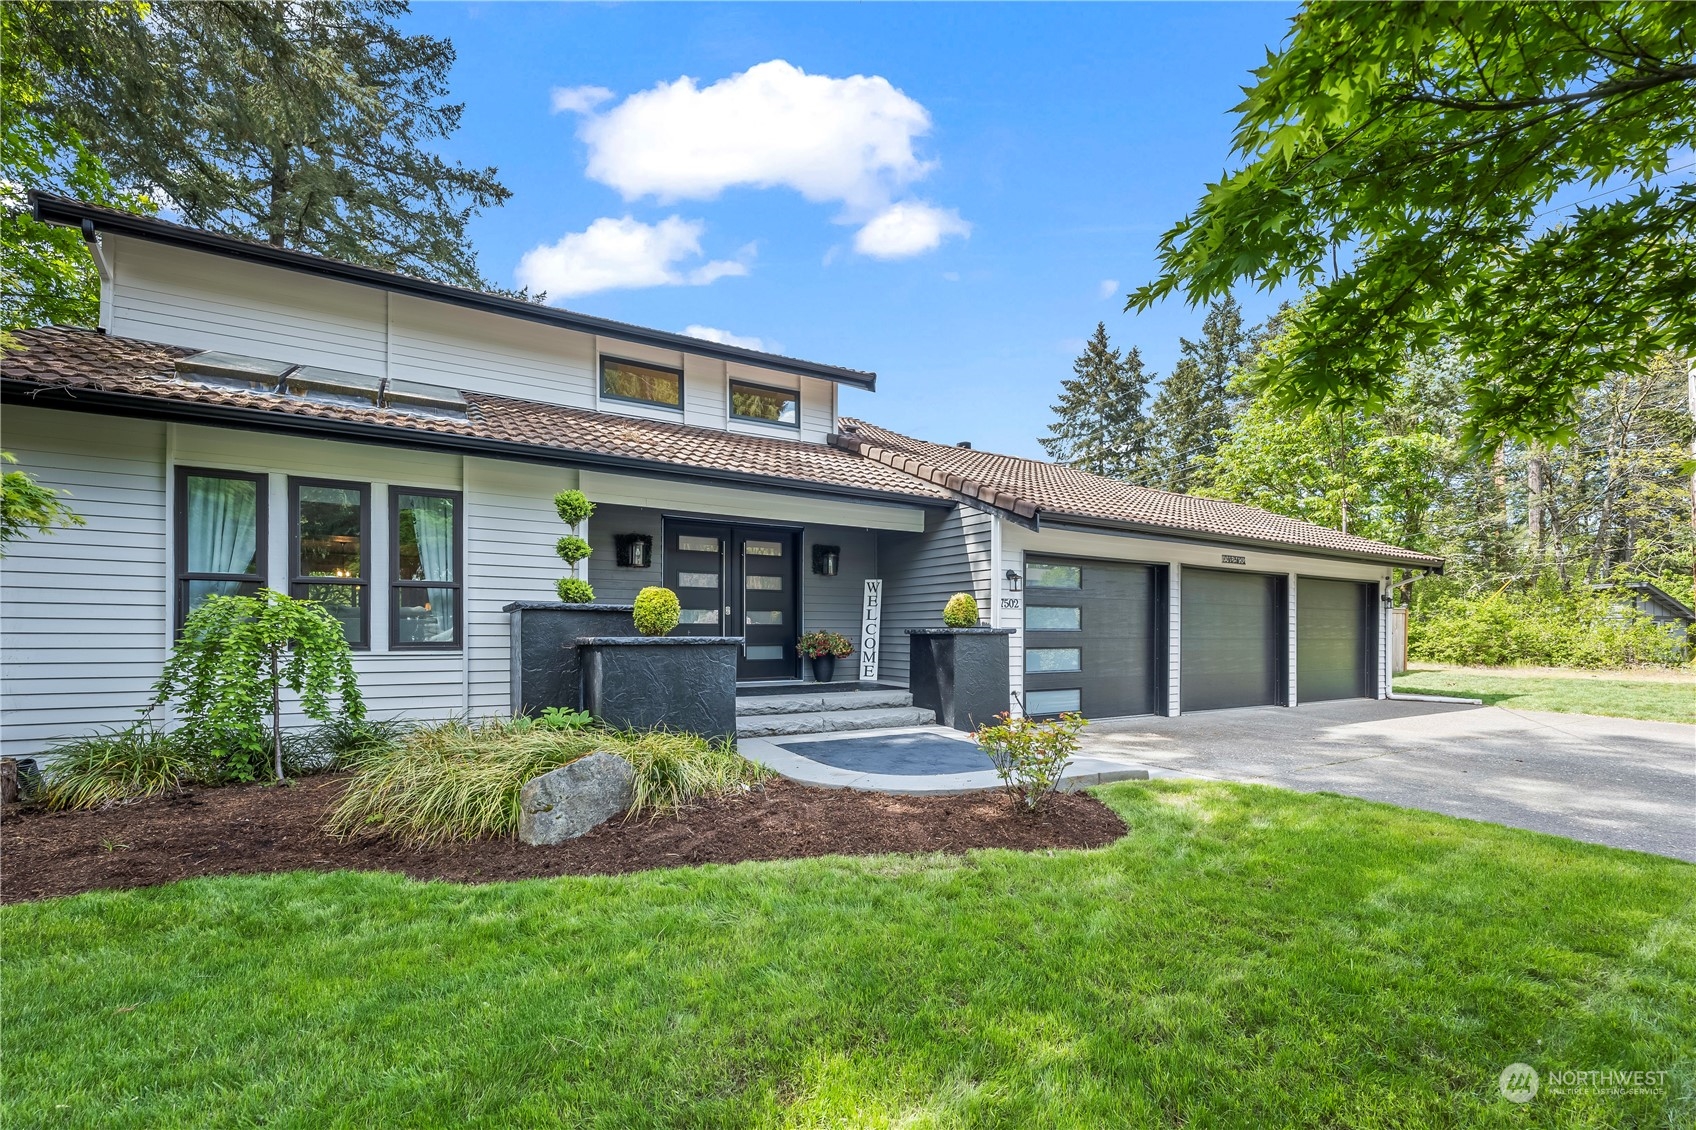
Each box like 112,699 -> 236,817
188,476 -> 257,596
404,495 -> 455,640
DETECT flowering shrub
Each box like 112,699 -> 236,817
974,710 -> 1088,812
796,629 -> 854,659
942,592 -> 980,627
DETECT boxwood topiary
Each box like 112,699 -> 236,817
633,586 -> 681,636
942,592 -> 980,627
555,535 -> 592,566
553,489 -> 595,526
556,577 -> 595,604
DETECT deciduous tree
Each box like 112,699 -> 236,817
1130,2 -> 1696,449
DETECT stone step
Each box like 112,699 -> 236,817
737,705 -> 935,738
735,688 -> 914,716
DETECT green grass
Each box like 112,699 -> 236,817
5,782 -> 1693,1128
1395,665 -> 1695,724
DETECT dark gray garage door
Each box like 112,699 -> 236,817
1297,578 -> 1374,702
1180,568 -> 1286,712
1023,555 -> 1161,719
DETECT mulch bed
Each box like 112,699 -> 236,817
0,775 -> 1126,904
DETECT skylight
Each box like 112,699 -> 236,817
174,351 -> 467,419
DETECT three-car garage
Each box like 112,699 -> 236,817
1020,553 -> 1380,718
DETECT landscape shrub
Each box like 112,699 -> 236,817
1408,573 -> 1689,668
41,724 -> 201,810
941,592 -> 980,627
633,586 -> 681,636
975,711 -> 1088,812
327,718 -> 764,843
554,489 -> 595,603
555,577 -> 595,603
151,589 -> 364,781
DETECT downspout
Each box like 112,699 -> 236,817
81,220 -> 113,330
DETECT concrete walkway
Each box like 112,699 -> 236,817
1081,698 -> 1696,862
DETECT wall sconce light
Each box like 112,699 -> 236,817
1004,568 -> 1023,592
615,533 -> 652,568
812,545 -> 841,577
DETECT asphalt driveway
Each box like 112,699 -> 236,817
1080,698 -> 1696,862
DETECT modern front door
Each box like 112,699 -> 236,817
664,520 -> 799,681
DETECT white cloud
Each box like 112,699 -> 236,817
550,85 -> 614,115
1098,278 -> 1120,300
852,201 -> 971,259
515,216 -> 749,299
683,325 -> 770,352
575,59 -> 935,214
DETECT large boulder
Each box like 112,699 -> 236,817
517,753 -> 636,845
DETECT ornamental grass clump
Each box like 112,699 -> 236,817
327,717 -> 765,843
942,592 -> 980,627
975,710 -> 1089,812
40,724 -> 202,811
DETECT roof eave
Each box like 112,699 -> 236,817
2,379 -> 950,511
1037,513 -> 1446,572
30,192 -> 877,392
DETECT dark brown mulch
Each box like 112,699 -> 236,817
0,775 -> 1125,904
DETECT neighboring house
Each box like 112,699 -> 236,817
0,194 -> 1442,756
1601,581 -> 1695,657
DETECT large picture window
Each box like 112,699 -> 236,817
289,477 -> 370,648
601,356 -> 682,408
174,467 -> 267,629
391,488 -> 462,649
729,380 -> 799,426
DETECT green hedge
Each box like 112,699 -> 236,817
1408,575 -> 1689,668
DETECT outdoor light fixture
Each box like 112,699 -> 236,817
812,545 -> 841,576
615,533 -> 652,568
1005,568 -> 1023,592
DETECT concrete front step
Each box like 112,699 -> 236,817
735,688 -> 914,716
737,705 -> 935,737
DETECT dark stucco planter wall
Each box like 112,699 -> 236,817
906,627 -> 1015,732
579,637 -> 741,742
505,602 -> 636,716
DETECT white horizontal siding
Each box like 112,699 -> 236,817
0,408 -> 169,752
876,506 -> 995,687
465,457 -> 578,715
580,470 -> 926,532
105,236 -> 847,441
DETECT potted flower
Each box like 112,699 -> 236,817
795,629 -> 854,683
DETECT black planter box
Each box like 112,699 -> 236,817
906,627 -> 1015,732
579,637 -> 741,742
505,602 -> 636,716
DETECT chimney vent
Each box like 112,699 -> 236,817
956,441 -> 972,448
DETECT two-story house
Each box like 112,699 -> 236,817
0,193 -> 1441,756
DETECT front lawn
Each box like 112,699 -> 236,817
5,781 -> 1692,1128
1395,663 -> 1695,724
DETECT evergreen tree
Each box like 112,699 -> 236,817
16,1 -> 510,294
1041,323 -> 1153,479
1140,296 -> 1255,492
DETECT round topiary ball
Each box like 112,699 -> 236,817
556,577 -> 595,604
941,592 -> 980,627
633,586 -> 681,636
554,489 -> 595,527
555,535 -> 593,566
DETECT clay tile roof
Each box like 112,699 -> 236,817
835,418 -> 1444,569
0,327 -> 948,504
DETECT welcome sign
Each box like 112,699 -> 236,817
860,579 -> 882,682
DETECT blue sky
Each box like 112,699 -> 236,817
402,2 -> 1300,456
